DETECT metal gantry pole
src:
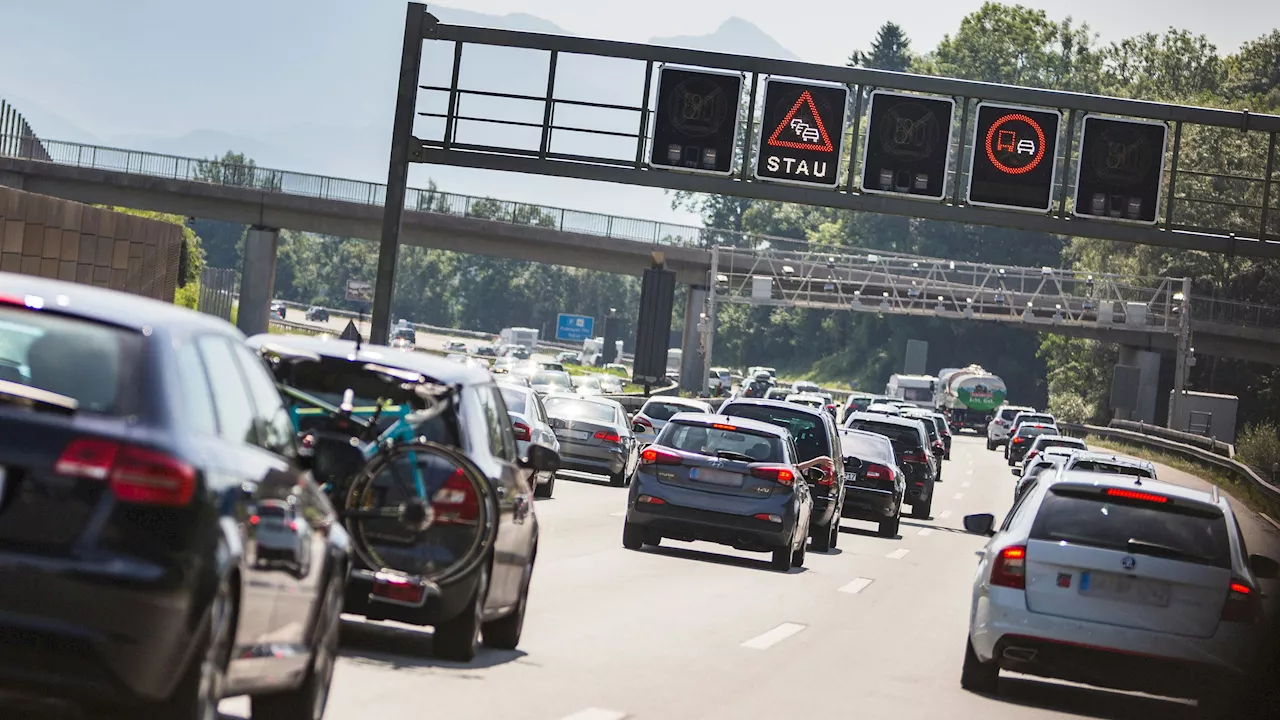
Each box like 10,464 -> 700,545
371,3 -> 431,345
1170,276 -> 1193,428
703,247 -> 720,397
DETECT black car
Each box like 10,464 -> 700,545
742,376 -> 774,399
903,409 -> 947,480
838,428 -> 906,537
305,306 -> 330,322
719,398 -> 845,552
251,334 -> 553,662
0,272 -> 348,719
625,413 -> 816,571
845,411 -> 936,518
931,412 -> 953,460
1007,423 -> 1059,466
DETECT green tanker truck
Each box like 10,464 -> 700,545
934,365 -> 1007,433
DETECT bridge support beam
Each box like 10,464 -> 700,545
680,285 -> 708,393
236,226 -> 279,338
1117,346 -> 1161,425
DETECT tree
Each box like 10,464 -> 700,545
194,150 -> 282,191
849,22 -> 914,72
1223,30 -> 1280,109
1099,29 -> 1224,101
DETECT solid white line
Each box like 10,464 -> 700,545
838,577 -> 875,594
741,622 -> 807,650
939,510 -> 953,519
886,548 -> 910,560
961,481 -> 971,488
609,511 -> 626,517
918,528 -> 934,536
559,709 -> 628,720
953,493 -> 964,500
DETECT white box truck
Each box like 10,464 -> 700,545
499,327 -> 539,350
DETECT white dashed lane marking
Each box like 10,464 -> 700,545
918,528 -> 934,536
961,481 -> 971,488
609,511 -> 625,517
741,622 -> 807,649
838,578 -> 875,594
886,548 -> 910,560
560,709 -> 628,720
940,510 -> 953,519
953,493 -> 965,500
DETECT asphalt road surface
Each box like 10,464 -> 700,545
210,435 -> 1280,720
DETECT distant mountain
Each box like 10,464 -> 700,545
650,17 -> 800,60
427,6 -> 569,35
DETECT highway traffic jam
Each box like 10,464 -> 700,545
1,278 -> 1278,720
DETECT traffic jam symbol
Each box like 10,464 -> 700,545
754,79 -> 847,187
967,103 -> 1061,212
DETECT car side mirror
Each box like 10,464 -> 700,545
1010,468 -> 1021,477
522,444 -> 561,474
1250,553 -> 1279,579
548,417 -> 566,430
963,513 -> 996,537
632,423 -> 647,434
803,467 -> 825,483
844,456 -> 863,472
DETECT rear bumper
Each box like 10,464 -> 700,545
971,586 -> 1256,695
558,442 -> 626,475
841,487 -> 899,520
626,491 -> 795,552
0,554 -> 201,708
343,564 -> 481,627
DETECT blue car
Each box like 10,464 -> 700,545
623,412 -> 816,572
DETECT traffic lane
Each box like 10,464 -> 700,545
227,437 -> 1195,720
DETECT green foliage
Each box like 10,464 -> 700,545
194,151 -> 282,191
1237,422 -> 1280,475
173,281 -> 199,309
849,22 -> 914,72
1047,393 -> 1093,424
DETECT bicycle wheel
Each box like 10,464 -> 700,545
341,441 -> 498,586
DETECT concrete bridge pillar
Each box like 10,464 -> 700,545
680,284 -> 708,393
1117,346 -> 1161,424
236,226 -> 280,337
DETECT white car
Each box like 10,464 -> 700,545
253,499 -> 311,574
500,382 -> 561,498
630,396 -> 715,445
961,471 -> 1276,715
986,405 -> 1035,450
1060,450 -> 1157,479
865,403 -> 903,416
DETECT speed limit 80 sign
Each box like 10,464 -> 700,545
649,66 -> 743,176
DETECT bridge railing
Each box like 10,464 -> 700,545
3,134 -> 1279,331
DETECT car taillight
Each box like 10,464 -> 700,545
864,463 -> 892,480
751,466 -> 795,485
1104,487 -> 1168,504
595,431 -> 622,443
249,515 -> 260,525
901,450 -> 925,463
56,438 -> 196,506
512,422 -> 531,442
635,417 -> 653,428
932,440 -> 944,451
1026,451 -> 1039,462
432,469 -> 479,524
640,447 -> 682,465
1012,437 -> 1025,444
990,545 -> 1027,589
1222,581 -> 1260,623
289,520 -> 300,531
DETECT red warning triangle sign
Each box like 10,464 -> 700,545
767,91 -> 835,152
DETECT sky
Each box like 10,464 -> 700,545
450,0 -> 1279,64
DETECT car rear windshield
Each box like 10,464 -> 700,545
845,420 -> 923,449
907,417 -> 939,441
643,401 -> 702,421
1018,414 -> 1054,425
1030,489 -> 1231,568
544,397 -> 615,424
1035,437 -> 1084,450
258,504 -> 289,518
1017,425 -> 1055,438
847,397 -> 872,412
901,387 -> 932,401
0,307 -> 141,415
662,422 -> 784,462
498,386 -> 527,414
839,433 -> 893,464
1069,459 -> 1155,478
999,407 -> 1027,421
721,404 -> 828,461
532,371 -> 572,389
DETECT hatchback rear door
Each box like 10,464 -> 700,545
650,422 -> 789,500
1022,485 -> 1233,638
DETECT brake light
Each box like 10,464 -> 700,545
990,545 -> 1027,589
901,450 -> 925,463
1026,451 -> 1039,462
56,438 -> 197,506
864,463 -> 891,480
712,423 -> 737,431
249,515 -> 260,525
636,495 -> 665,505
432,469 -> 479,524
1222,580 -> 1260,623
1012,437 -> 1025,444
754,513 -> 783,523
512,421 -> 531,442
634,416 -> 653,428
595,431 -> 622,443
641,447 -> 682,465
751,466 -> 795,485
1105,488 -> 1168,504
290,521 -> 300,531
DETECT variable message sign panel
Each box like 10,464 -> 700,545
1074,115 -> 1168,225
860,91 -> 955,199
966,102 -> 1062,212
753,78 -> 848,187
650,66 -> 743,176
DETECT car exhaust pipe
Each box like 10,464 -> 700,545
1002,647 -> 1037,663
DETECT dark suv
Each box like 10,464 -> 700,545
845,412 -> 936,518
0,273 -> 348,719
251,334 -> 555,662
719,398 -> 845,552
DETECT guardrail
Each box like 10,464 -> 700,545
1108,418 -> 1234,457
1060,421 -> 1280,526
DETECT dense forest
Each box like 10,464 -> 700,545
179,3 -> 1280,428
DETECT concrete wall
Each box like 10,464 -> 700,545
0,185 -> 180,301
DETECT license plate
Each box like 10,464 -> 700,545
557,429 -> 590,441
689,467 -> 744,487
1079,571 -> 1171,607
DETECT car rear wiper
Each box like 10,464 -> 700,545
0,379 -> 78,415
1126,538 -> 1213,563
715,450 -> 755,462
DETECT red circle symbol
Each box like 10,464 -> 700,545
985,113 -> 1047,175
